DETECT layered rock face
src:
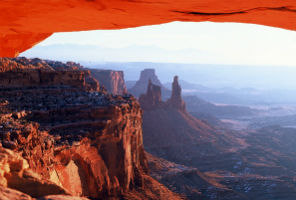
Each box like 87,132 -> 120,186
1,0 -> 296,56
130,69 -> 170,98
89,69 -> 127,95
0,57 -> 84,72
0,57 -> 181,199
0,57 -> 100,91
35,96 -> 148,198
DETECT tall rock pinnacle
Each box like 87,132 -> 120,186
167,76 -> 186,111
129,68 -> 170,98
139,75 -> 186,111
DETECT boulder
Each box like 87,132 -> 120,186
0,186 -> 33,200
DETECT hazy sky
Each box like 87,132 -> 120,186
21,21 -> 296,66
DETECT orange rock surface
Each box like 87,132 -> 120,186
1,0 -> 296,57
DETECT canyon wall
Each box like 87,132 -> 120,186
0,57 -> 100,91
89,69 -> 127,95
0,57 -> 181,199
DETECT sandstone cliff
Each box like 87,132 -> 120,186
0,57 -> 100,92
0,57 -> 181,200
89,69 -> 127,95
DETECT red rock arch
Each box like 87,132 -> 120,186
1,0 -> 296,57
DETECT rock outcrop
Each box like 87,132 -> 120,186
139,74 -> 242,157
139,75 -> 185,111
139,80 -> 164,110
166,76 -> 186,111
0,186 -> 33,200
0,57 -> 181,199
0,57 -> 100,92
28,97 -> 148,198
130,69 -> 170,98
1,0 -> 296,56
89,69 -> 127,95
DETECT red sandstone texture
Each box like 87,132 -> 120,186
1,0 -> 296,57
0,57 -> 128,94
0,58 -> 181,199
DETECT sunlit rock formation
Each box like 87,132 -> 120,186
0,57 -> 182,199
0,57 -> 100,91
1,0 -> 296,56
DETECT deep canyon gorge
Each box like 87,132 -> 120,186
2,1 -> 296,199
1,57 -> 296,199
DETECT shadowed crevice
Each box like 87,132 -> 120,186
171,6 -> 296,16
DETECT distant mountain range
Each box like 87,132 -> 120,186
21,43 -> 209,65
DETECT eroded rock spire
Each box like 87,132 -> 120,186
139,79 -> 163,110
167,76 -> 186,111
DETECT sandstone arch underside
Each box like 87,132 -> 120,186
1,0 -> 296,57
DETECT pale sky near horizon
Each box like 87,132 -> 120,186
22,21 -> 296,66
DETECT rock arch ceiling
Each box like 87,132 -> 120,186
1,0 -> 296,57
